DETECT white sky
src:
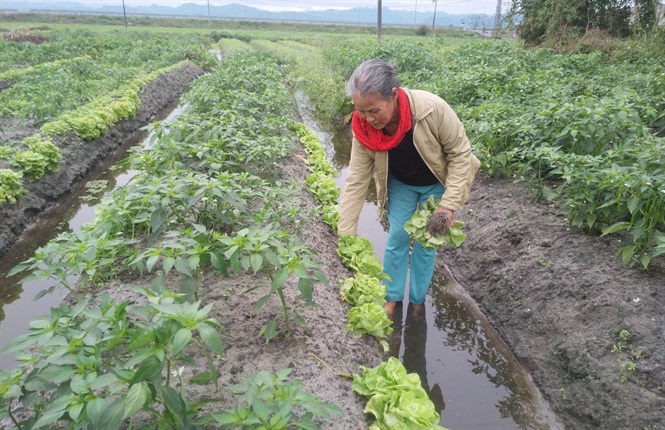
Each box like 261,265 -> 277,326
67,1 -> 500,15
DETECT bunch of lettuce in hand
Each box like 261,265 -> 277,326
404,195 -> 466,250
353,357 -> 447,430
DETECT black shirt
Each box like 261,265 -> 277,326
388,127 -> 439,186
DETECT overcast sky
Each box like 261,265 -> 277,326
71,1 -> 501,15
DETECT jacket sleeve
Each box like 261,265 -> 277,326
338,136 -> 374,235
434,100 -> 477,212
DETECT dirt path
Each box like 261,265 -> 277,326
443,174 -> 665,429
0,62 -> 203,258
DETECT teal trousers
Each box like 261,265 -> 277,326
384,174 -> 444,304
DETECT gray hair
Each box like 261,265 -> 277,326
346,59 -> 399,100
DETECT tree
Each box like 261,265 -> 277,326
634,0 -> 658,30
511,0 -> 634,44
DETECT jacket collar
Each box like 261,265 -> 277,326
403,87 -> 435,122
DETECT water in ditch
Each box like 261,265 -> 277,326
294,91 -> 563,430
0,100 -> 185,369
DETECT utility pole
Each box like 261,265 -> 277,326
207,0 -> 211,29
493,0 -> 502,38
431,0 -> 438,33
377,0 -> 382,43
414,0 -> 417,26
121,0 -> 127,28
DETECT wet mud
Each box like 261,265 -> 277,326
444,174 -> 665,429
0,61 -> 203,258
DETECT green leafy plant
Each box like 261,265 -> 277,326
0,288 -> 223,429
404,195 -> 467,250
41,61 -> 189,140
620,360 -> 637,383
9,150 -> 50,181
352,357 -> 446,430
197,369 -> 342,429
339,274 -> 386,306
347,303 -> 393,338
338,235 -> 390,281
0,169 -> 24,204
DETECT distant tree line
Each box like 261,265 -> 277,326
511,0 -> 660,44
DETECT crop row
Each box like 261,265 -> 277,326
0,30 -> 214,122
291,123 -> 445,429
0,60 -> 195,205
0,55 -> 89,82
0,51 -> 342,429
320,40 -> 665,266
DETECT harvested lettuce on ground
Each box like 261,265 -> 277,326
337,234 -> 374,264
347,303 -> 393,338
404,195 -> 467,250
322,204 -> 339,233
353,357 -> 447,430
306,171 -> 339,206
338,235 -> 391,281
339,274 -> 386,306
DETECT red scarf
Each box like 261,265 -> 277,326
352,87 -> 412,152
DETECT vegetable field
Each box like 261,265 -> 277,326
0,29 -> 212,204
1,21 -> 663,430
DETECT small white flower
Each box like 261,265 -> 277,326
633,298 -> 640,303
171,366 -> 185,378
646,182 -> 652,186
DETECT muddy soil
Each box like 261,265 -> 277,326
443,174 -> 665,429
78,149 -> 384,428
0,62 -> 203,258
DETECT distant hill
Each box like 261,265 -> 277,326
1,1 -> 494,29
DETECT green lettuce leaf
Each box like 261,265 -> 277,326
404,195 -> 467,250
353,358 -> 447,430
346,303 -> 393,338
339,274 -> 386,306
338,235 -> 390,281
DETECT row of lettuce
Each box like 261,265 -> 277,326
292,124 -> 446,429
0,51 -> 344,429
0,60 -> 195,205
291,38 -> 664,267
0,29 -> 219,206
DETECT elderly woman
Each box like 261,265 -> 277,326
338,59 -> 480,318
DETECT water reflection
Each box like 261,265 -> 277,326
389,302 -> 447,415
386,273 -> 551,429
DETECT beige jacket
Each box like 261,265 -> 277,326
338,88 -> 481,235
